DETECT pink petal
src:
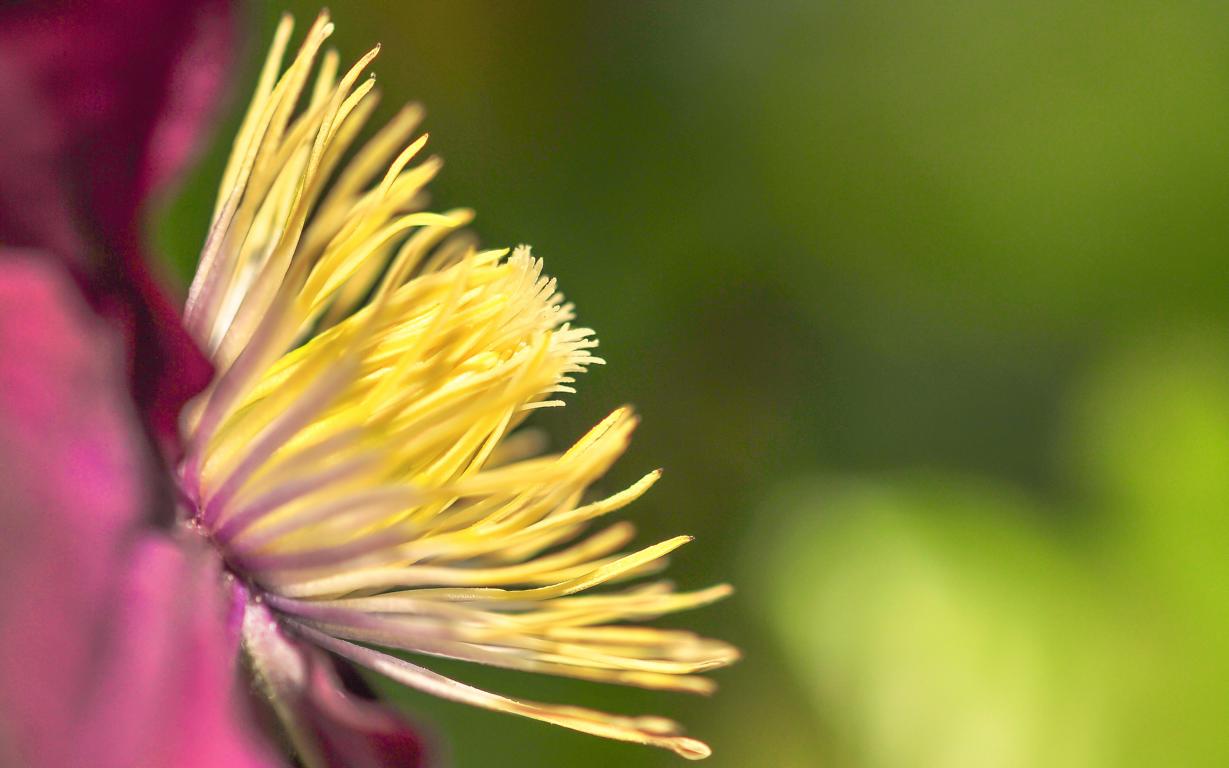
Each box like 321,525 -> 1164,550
0,253 -> 142,762
0,253 -> 277,767
75,536 -> 278,768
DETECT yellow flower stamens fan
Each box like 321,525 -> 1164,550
178,11 -> 736,761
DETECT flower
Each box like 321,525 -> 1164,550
0,4 -> 734,765
181,11 -> 737,761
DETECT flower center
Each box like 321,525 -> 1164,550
171,11 -> 736,760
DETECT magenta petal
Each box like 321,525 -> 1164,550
0,0 -> 234,445
0,253 -> 146,766
75,536 -> 278,768
0,63 -> 83,260
0,253 -> 276,767
0,0 -> 236,241
242,601 -> 430,768
301,650 -> 431,768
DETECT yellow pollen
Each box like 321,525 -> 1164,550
179,10 -> 735,760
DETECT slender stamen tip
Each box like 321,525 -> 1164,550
689,678 -> 719,696
672,737 -> 712,760
446,207 -> 476,225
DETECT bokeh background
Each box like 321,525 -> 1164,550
155,2 -> 1229,766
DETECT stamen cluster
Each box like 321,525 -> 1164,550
177,12 -> 735,759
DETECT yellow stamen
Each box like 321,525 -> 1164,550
182,10 -> 733,759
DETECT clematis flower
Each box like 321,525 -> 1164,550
0,4 -> 735,766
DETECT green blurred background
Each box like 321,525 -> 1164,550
155,2 -> 1229,766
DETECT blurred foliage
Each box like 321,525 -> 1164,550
755,478 -> 1129,768
153,1 -> 1229,766
755,332 -> 1229,766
